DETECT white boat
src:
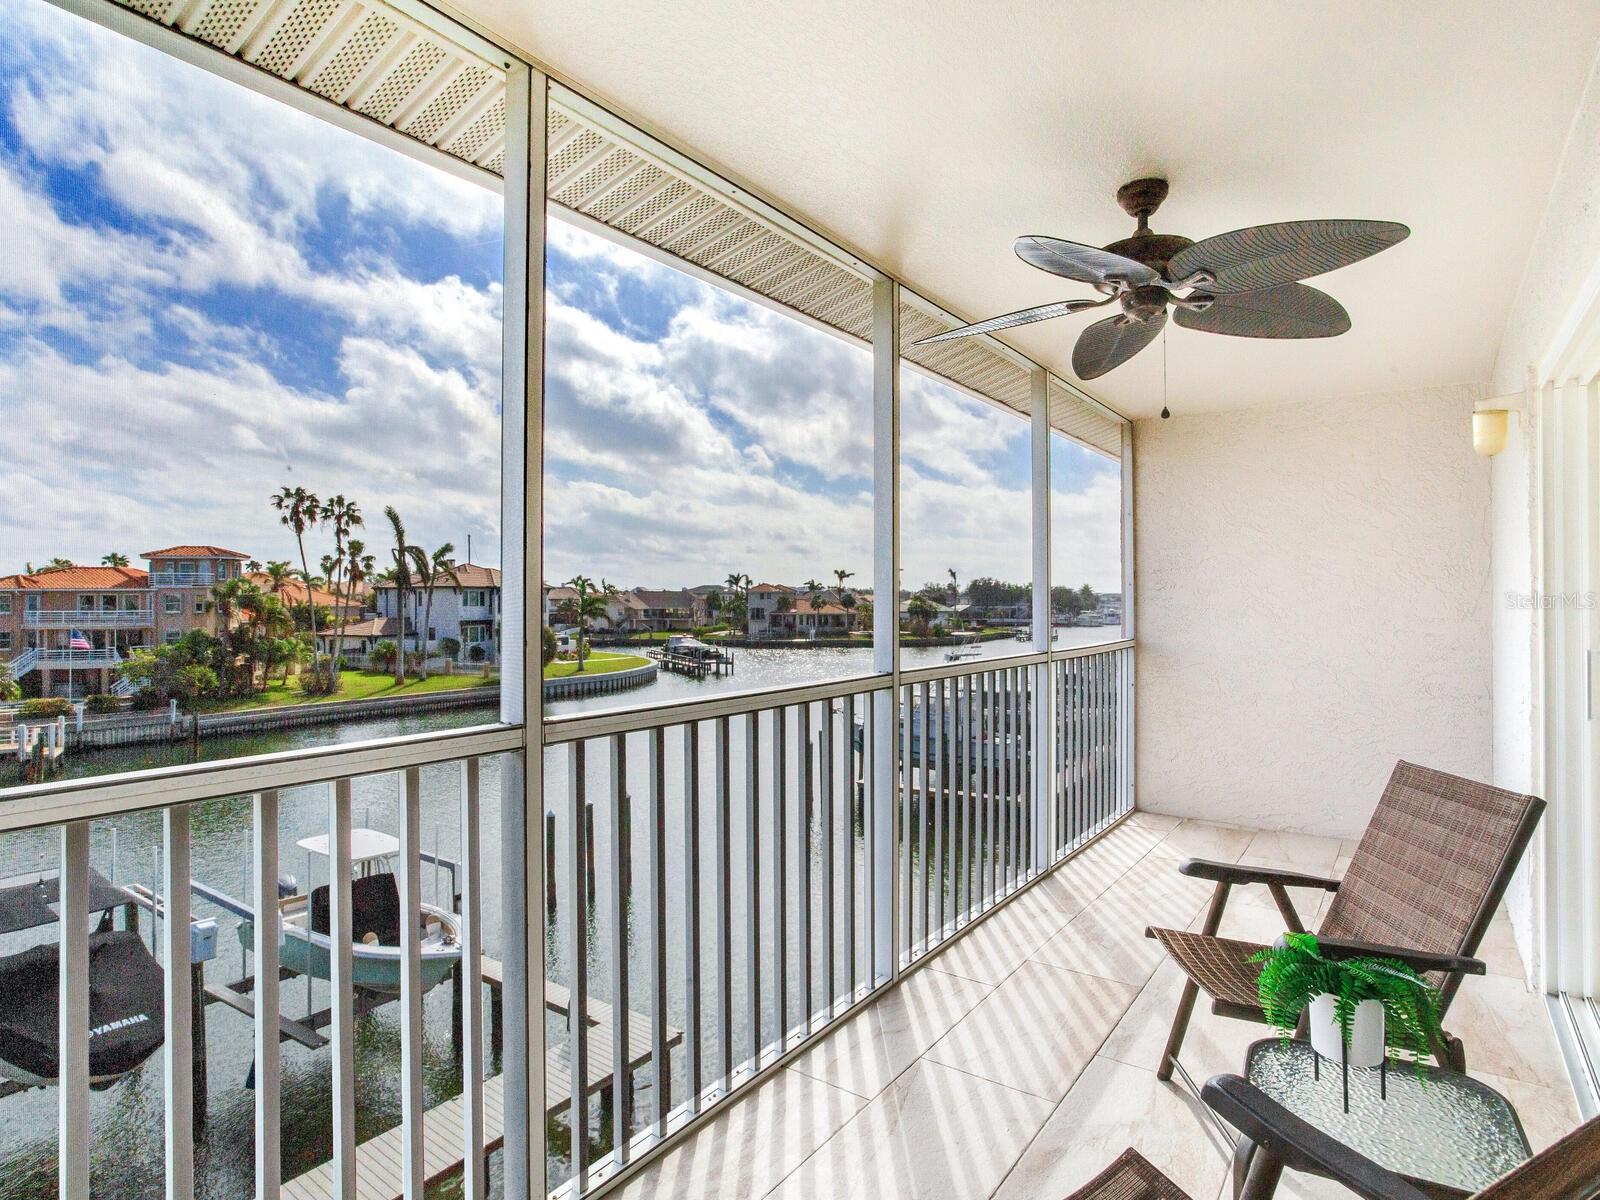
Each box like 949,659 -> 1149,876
944,632 -> 983,662
236,829 -> 461,997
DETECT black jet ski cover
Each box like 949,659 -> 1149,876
0,929 -> 164,1083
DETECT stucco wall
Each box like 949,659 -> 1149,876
1134,383 -> 1492,838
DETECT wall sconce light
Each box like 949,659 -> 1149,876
1472,408 -> 1510,457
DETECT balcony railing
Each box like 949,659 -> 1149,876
19,647 -> 124,668
24,609 -> 155,628
0,642 -> 1131,1200
148,570 -> 219,587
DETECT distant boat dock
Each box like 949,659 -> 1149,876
646,636 -> 735,679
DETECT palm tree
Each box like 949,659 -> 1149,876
264,560 -> 295,597
341,539 -> 375,674
271,484 -> 321,618
101,552 -> 129,567
44,557 -> 73,571
406,543 -> 461,679
565,576 -> 609,671
833,568 -> 854,598
246,559 -> 263,574
322,496 -> 363,678
382,507 -> 413,684
947,567 -> 959,604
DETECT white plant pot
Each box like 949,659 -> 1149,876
1308,993 -> 1386,1068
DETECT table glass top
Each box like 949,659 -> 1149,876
1247,1039 -> 1530,1192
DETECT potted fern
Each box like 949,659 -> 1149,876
1250,932 -> 1444,1077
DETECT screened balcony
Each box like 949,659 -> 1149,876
4,2 -> 1600,1200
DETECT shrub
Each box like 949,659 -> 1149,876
84,693 -> 121,714
297,660 -> 338,697
467,644 -> 486,663
19,697 -> 74,719
370,640 -> 398,670
440,636 -> 462,661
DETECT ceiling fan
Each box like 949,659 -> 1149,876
912,178 -> 1409,380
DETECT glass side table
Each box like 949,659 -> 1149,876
1239,1038 -> 1531,1196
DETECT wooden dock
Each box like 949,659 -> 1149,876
279,958 -> 679,1200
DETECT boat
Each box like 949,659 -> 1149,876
944,631 -> 983,662
235,829 -> 461,997
0,870 -> 164,1088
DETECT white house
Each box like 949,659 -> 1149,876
373,563 -> 501,663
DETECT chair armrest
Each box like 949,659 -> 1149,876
1313,937 -> 1486,977
1179,858 -> 1342,891
1201,1074 -> 1433,1200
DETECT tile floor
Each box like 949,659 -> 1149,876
614,813 -> 1579,1200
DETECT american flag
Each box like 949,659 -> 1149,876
68,629 -> 92,651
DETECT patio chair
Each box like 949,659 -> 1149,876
1064,1077 -> 1600,1199
1146,761 -> 1543,1078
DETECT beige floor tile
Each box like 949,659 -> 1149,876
1475,1071 -> 1582,1152
1447,974 -> 1569,1087
1101,958 -> 1266,1082
994,1056 -> 1234,1200
789,964 -> 993,1100
769,1059 -> 1055,1200
1126,811 -> 1184,835
611,1067 -> 864,1200
1149,819 -> 1257,865
1034,862 -> 1213,987
924,960 -> 1138,1100
1240,831 -> 1343,875
923,886 -> 1079,987
1474,912 -> 1529,980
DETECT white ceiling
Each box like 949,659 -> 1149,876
458,0 -> 1600,419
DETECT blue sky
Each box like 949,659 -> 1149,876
0,0 -> 1122,591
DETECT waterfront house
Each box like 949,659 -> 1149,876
315,615 -> 402,664
373,564 -> 501,663
745,581 -> 795,638
628,587 -> 701,632
0,545 -> 250,698
17,6 -> 1600,1200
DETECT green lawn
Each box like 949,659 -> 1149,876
193,670 -> 498,712
544,651 -> 650,679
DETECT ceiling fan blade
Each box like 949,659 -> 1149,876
1173,283 -> 1350,339
1167,219 -> 1409,293
1015,235 -> 1160,287
1072,310 -> 1166,380
910,297 -> 1113,346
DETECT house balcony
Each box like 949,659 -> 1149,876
148,570 -> 218,587
24,608 -> 154,628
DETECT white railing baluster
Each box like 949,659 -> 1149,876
163,802 -> 195,1200
253,789 -> 282,1200
713,717 -> 732,1092
898,685 -> 911,964
59,819 -> 90,1200
329,778 -> 356,1200
459,759 -> 486,1200
841,694 -> 856,999
610,735 -> 632,1159
818,702 -> 834,1014
569,741 -> 591,1186
681,724 -> 701,1110
921,684 -> 934,960
648,727 -> 670,1134
797,702 -> 812,1033
771,707 -> 787,1047
745,711 -> 762,1067
399,767 -> 425,1199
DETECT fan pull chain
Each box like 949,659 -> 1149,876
1160,326 -> 1171,419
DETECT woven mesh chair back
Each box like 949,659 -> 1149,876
1318,761 -> 1540,958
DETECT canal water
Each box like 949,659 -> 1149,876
0,631 -> 1120,1198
